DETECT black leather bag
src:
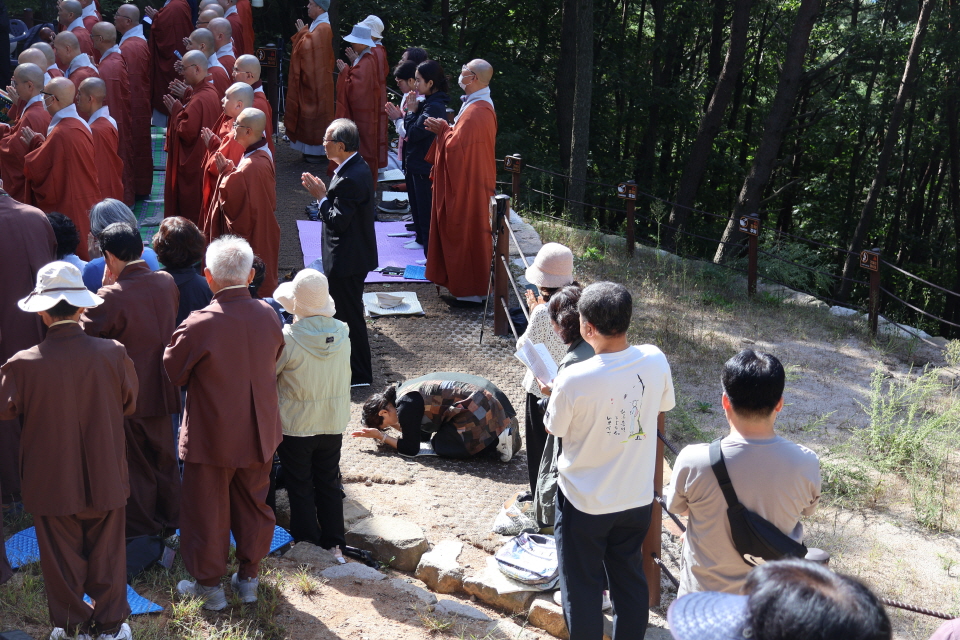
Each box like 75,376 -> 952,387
709,439 -> 807,566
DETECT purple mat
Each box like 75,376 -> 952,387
297,220 -> 431,284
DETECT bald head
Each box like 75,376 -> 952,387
223,82 -> 254,118
235,107 -> 266,147
77,76 -> 107,117
59,0 -> 82,24
466,59 -> 493,85
233,54 -> 260,84
54,31 -> 81,66
91,22 -> 117,52
30,42 -> 56,66
45,77 -> 76,114
182,49 -> 209,86
197,9 -> 219,28
199,0 -> 220,8
13,63 -> 45,100
116,4 -> 140,22
18,48 -> 47,69
208,17 -> 231,44
189,28 -> 216,55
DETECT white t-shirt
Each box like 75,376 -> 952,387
665,435 -> 821,596
545,344 -> 675,515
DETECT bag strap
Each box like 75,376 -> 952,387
708,438 -> 742,509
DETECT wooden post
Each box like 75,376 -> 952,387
493,195 -> 511,336
617,181 -> 638,254
507,154 -> 522,205
739,213 -> 760,296
22,9 -> 34,28
642,413 -> 666,607
861,247 -> 881,335
255,45 -> 281,140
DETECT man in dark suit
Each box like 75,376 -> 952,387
302,117 -> 378,386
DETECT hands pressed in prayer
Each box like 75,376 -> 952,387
102,264 -> 118,287
162,94 -> 182,114
344,47 -> 357,64
350,427 -> 386,441
214,152 -> 234,175
424,117 -> 449,135
6,85 -> 19,105
19,127 -> 43,147
87,232 -> 101,260
182,36 -> 192,50
384,101 -> 402,121
295,18 -> 305,30
402,90 -> 418,113
301,172 -> 326,200
173,59 -> 183,74
167,80 -> 187,99
201,127 -> 220,149
335,59 -> 346,73
144,5 -> 158,18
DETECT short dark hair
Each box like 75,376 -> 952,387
401,47 -> 428,65
547,285 -> 583,344
326,118 -> 360,152
99,222 -> 143,262
721,350 -> 784,418
249,255 -> 265,297
745,559 -> 891,640
152,216 -> 205,269
393,60 -> 417,81
47,299 -> 80,320
579,282 -> 632,336
46,212 -> 79,259
362,385 -> 397,429
416,59 -> 449,93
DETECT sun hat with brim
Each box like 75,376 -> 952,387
274,268 -> 336,318
343,24 -> 376,47
362,15 -> 384,39
667,592 -> 750,640
18,261 -> 104,313
524,242 -> 574,289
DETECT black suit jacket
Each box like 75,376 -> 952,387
319,152 -> 379,278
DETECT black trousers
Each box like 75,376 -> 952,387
328,273 -> 372,385
407,172 -> 432,254
555,490 -> 653,640
524,393 -> 548,495
276,434 -> 346,549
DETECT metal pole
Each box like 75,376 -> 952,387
493,195 -> 511,337
626,180 -> 636,255
257,44 -> 281,138
747,213 -> 760,297
869,247 -> 881,335
642,412 -> 666,607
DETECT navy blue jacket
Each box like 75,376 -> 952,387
402,91 -> 450,175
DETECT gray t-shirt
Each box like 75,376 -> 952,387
665,435 -> 821,596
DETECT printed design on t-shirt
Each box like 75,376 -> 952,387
606,374 -> 647,443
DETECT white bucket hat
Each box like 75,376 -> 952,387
525,243 -> 574,289
343,24 -> 376,47
18,261 -> 104,313
274,269 -> 336,318
362,15 -> 384,39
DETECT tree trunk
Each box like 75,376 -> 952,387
703,0 -> 729,109
667,0 -> 752,247
556,0 -> 577,177
836,0 -> 936,300
714,0 -> 820,263
566,0 -> 594,224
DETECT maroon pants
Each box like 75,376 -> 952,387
0,475 -> 13,585
125,415 -> 181,537
180,460 -> 274,586
34,507 -> 129,636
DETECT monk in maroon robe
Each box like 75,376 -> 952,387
91,22 -> 134,205
80,0 -> 102,32
82,222 -> 182,538
220,0 -> 250,56
55,31 -> 100,100
207,108 -> 279,296
77,78 -> 124,203
209,17 -> 235,73
57,0 -> 96,59
0,63 -> 51,203
285,1 -> 333,159
233,54 -> 274,154
163,50 -> 221,224
0,261 -> 136,639
22,77 -> 100,261
164,235 -> 283,611
333,25 -> 379,183
115,4 -> 154,197
362,15 -> 388,171
424,59 -> 498,299
200,82 -> 252,234
146,0 -> 193,123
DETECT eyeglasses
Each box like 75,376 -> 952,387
322,137 -> 341,144
40,91 -> 55,100
461,67 -> 476,78
232,122 -> 251,132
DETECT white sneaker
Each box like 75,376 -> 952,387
50,629 -> 92,640
415,259 -> 427,265
403,240 -> 424,250
231,572 -> 259,603
496,426 -> 515,462
177,579 -> 228,611
98,623 -> 132,639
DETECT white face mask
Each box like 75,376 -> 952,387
458,72 -> 473,91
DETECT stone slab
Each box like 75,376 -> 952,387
389,577 -> 438,605
463,557 -> 537,614
345,516 -> 429,572
527,594 -> 568,639
319,562 -> 386,581
485,618 -> 542,640
434,598 -> 491,621
282,541 -> 339,570
343,499 -> 373,528
415,539 -> 465,594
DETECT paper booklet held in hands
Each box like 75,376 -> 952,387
515,341 -> 559,385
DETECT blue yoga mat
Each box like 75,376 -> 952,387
174,525 -> 293,555
83,585 -> 163,615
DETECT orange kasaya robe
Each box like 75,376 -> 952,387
89,112 -> 124,202
252,86 -> 274,155
119,33 -> 153,197
97,50 -> 135,205
425,101 -> 498,298
285,21 -> 333,148
0,99 -> 51,203
23,114 -> 100,261
65,60 -> 99,98
71,26 -> 96,59
237,0 -> 254,53
372,43 -> 388,169
163,81 -> 221,224
209,65 -> 231,98
207,139 -> 279,296
226,11 -> 249,58
331,50 -> 379,183
217,53 -> 236,78
149,0 -> 193,117
200,112 -> 243,234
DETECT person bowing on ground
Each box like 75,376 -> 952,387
206,107 -> 279,297
22,77 -> 100,260
77,78 -> 125,203
423,59 -> 497,304
163,50 -> 221,225
115,3 -> 153,199
91,22 -> 134,205
0,63 -> 51,203
285,0 -> 334,163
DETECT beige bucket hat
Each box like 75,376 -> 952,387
274,268 -> 336,318
525,243 -> 574,289
18,261 -> 104,313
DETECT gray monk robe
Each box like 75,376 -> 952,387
163,285 -> 284,586
0,195 -> 56,507
0,321 -> 137,636
82,260 -> 182,537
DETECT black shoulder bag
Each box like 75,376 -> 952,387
709,438 -> 807,566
